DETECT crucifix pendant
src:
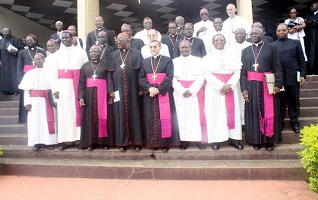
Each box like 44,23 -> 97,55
120,63 -> 125,68
152,73 -> 157,81
92,73 -> 97,80
253,63 -> 259,71
95,41 -> 99,45
32,61 -> 35,66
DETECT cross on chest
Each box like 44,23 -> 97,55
152,73 -> 157,81
92,73 -> 97,80
253,63 -> 259,71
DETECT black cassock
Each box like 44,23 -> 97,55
99,44 -> 115,65
0,36 -> 24,93
305,12 -> 318,74
17,47 -> 46,124
78,60 -> 114,149
161,34 -> 180,59
108,49 -> 143,147
240,42 -> 283,145
86,28 -> 116,55
139,55 -> 180,148
129,38 -> 144,51
173,37 -> 206,58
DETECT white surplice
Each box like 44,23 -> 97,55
223,15 -> 251,46
134,29 -> 162,45
49,45 -> 88,143
202,48 -> 242,143
193,20 -> 215,53
172,55 -> 205,142
19,68 -> 57,146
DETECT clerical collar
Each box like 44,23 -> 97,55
278,37 -> 287,41
96,27 -> 104,31
29,47 -> 36,50
253,41 -> 263,46
184,37 -> 193,40
170,34 -> 177,37
314,11 -> 318,15
93,60 -> 100,63
120,48 -> 129,52
100,43 -> 108,47
153,54 -> 161,59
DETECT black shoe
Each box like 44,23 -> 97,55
102,145 -> 110,150
119,147 -> 126,152
253,144 -> 262,150
180,144 -> 188,150
162,147 -> 169,153
88,146 -> 95,151
230,141 -> 244,150
211,143 -> 220,150
33,144 -> 41,151
45,145 -> 55,150
134,146 -> 141,152
59,143 -> 74,151
292,126 -> 300,133
265,143 -> 274,151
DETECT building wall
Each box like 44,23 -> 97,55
0,6 -> 54,47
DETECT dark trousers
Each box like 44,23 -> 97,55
280,85 -> 300,127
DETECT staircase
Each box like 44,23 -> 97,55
0,76 -> 317,180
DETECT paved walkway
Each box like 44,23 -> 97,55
0,176 -> 317,200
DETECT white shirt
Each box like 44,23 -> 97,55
134,29 -> 162,45
141,43 -> 170,58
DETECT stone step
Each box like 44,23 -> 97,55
0,144 -> 302,161
0,94 -> 19,101
0,116 -> 18,124
284,117 -> 318,128
0,129 -> 300,145
299,89 -> 318,98
0,124 -> 27,134
299,97 -> 318,107
284,107 -> 318,118
304,75 -> 318,82
0,157 -> 306,180
301,82 -> 318,89
0,108 -> 19,116
0,101 -> 19,108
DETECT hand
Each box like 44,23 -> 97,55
288,28 -> 296,34
53,92 -> 59,99
138,90 -> 144,96
109,92 -> 115,99
149,87 -> 159,97
243,90 -> 249,102
9,49 -> 17,53
183,90 -> 192,98
25,104 -> 32,112
198,26 -> 207,34
220,84 -> 232,96
299,77 -> 305,86
79,99 -> 85,106
273,87 -> 280,94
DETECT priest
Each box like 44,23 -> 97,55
78,45 -> 114,150
97,31 -> 115,64
139,40 -> 180,152
107,33 -> 143,152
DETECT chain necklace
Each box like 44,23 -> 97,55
91,60 -> 101,80
251,43 -> 264,71
119,49 -> 129,68
151,55 -> 162,81
27,47 -> 37,66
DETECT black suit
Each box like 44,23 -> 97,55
272,38 -> 306,128
305,12 -> 318,74
161,34 -> 180,59
86,28 -> 115,55
173,37 -> 206,58
130,38 -> 144,51
50,32 -> 62,43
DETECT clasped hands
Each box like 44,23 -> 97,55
220,84 -> 232,96
149,87 -> 159,97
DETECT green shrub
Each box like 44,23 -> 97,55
299,124 -> 318,192
0,147 -> 2,156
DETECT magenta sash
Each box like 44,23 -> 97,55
178,80 -> 207,143
146,73 -> 171,138
247,71 -> 274,137
212,73 -> 235,130
86,78 -> 108,138
58,69 -> 81,126
30,90 -> 55,134
24,65 -> 35,73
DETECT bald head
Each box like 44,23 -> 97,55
226,4 -> 237,18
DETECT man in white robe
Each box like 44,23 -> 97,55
173,40 -> 206,150
141,29 -> 170,58
134,17 -> 162,45
203,34 -> 243,150
49,31 -> 88,150
223,3 -> 250,46
19,53 -> 57,151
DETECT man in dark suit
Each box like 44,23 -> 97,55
305,2 -> 318,74
173,23 -> 206,58
121,23 -> 144,51
86,16 -> 115,55
272,23 -> 306,133
50,21 -> 64,42
161,21 -> 180,58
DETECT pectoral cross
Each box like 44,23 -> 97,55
95,41 -> 99,45
253,63 -> 259,71
152,73 -> 157,81
120,63 -> 125,68
92,73 -> 97,80
32,61 -> 35,66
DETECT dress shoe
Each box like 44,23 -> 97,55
45,145 -> 55,150
197,144 -> 206,150
134,146 -> 141,152
253,144 -> 262,150
119,147 -> 126,152
162,147 -> 169,153
211,143 -> 220,150
265,143 -> 274,151
33,144 -> 41,151
59,143 -> 74,151
102,145 -> 110,150
88,146 -> 95,151
230,141 -> 244,150
292,126 -> 300,133
180,144 -> 188,150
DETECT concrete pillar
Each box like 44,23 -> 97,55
77,0 -> 99,44
236,0 -> 253,25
